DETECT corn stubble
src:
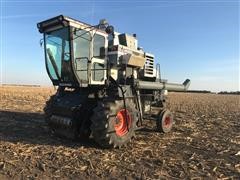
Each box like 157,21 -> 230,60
0,86 -> 239,179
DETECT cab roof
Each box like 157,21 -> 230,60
37,15 -> 107,34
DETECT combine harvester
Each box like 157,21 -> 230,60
37,15 -> 190,148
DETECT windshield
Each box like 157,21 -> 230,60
45,27 -> 73,82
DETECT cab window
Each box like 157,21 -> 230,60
92,63 -> 104,81
73,29 -> 91,83
93,34 -> 105,59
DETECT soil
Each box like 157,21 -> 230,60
0,86 -> 240,179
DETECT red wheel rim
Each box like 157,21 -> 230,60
114,109 -> 131,137
163,116 -> 172,128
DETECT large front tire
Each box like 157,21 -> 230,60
90,99 -> 138,148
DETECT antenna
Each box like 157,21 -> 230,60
91,0 -> 95,25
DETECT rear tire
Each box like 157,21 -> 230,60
90,99 -> 138,148
156,109 -> 173,133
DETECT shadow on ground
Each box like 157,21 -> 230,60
0,110 -> 157,148
0,110 -> 99,148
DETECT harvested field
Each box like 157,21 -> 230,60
0,86 -> 240,179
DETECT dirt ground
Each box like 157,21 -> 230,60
0,86 -> 240,179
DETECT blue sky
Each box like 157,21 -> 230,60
0,0 -> 239,92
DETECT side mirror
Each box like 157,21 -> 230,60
39,39 -> 44,47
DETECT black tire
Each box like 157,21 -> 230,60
90,99 -> 138,148
156,109 -> 173,133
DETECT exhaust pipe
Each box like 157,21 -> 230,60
136,79 -> 191,91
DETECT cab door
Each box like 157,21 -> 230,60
90,32 -> 107,85
72,28 -> 91,87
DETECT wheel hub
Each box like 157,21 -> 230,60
163,116 -> 172,128
114,109 -> 131,137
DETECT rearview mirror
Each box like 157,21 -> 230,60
39,39 -> 43,47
